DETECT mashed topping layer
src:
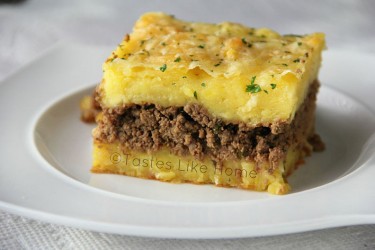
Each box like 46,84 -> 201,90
98,12 -> 325,125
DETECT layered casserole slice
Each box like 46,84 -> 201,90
88,12 -> 325,194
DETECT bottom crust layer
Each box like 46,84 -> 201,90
91,140 -> 311,195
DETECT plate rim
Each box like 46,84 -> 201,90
1,43 -> 375,238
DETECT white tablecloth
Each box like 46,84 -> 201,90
1,0 -> 374,249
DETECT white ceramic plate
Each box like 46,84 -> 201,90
0,43 -> 374,239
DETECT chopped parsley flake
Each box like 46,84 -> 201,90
193,91 -> 198,99
161,42 -> 166,46
298,42 -> 302,46
246,84 -> 261,93
174,57 -> 181,62
140,40 -> 146,46
264,90 -> 269,94
246,76 -> 262,93
282,63 -> 288,66
182,76 -> 187,78
160,64 -> 167,72
241,38 -> 252,48
214,62 -> 221,67
141,49 -> 150,56
293,59 -> 300,63
250,76 -> 256,85
212,120 -> 224,134
285,34 -> 303,38
270,83 -> 277,89
201,82 -> 206,87
198,44 -> 205,49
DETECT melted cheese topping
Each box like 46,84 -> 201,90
99,12 -> 325,125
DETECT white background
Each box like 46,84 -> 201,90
0,0 -> 374,249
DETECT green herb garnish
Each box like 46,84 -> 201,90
293,59 -> 300,63
201,82 -> 206,87
241,38 -> 252,48
193,91 -> 198,99
250,76 -> 256,85
246,76 -> 262,93
284,34 -> 303,38
198,44 -> 205,49
174,57 -> 181,62
298,42 -> 302,46
246,84 -> 261,93
270,83 -> 277,89
213,122 -> 223,134
141,49 -> 150,56
160,64 -> 167,72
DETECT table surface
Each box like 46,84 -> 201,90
1,0 -> 374,249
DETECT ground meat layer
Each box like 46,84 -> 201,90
94,80 -> 324,170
